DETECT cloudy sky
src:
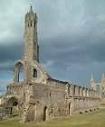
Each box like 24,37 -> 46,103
0,0 -> 105,94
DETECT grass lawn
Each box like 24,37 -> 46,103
0,109 -> 105,127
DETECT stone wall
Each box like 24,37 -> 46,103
7,78 -> 99,122
6,77 -> 101,123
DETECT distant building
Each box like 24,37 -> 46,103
90,73 -> 105,98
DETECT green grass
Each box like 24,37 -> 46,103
0,109 -> 105,127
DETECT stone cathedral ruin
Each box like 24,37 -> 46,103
0,6 -> 104,122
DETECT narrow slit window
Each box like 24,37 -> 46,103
33,69 -> 37,78
30,21 -> 32,27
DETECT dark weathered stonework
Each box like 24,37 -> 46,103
2,6 -> 102,122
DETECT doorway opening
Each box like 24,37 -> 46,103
43,106 -> 48,121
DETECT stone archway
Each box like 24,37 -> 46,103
14,61 -> 25,83
7,97 -> 18,107
43,106 -> 48,121
7,97 -> 18,114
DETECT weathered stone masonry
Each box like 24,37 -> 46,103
5,6 -> 101,122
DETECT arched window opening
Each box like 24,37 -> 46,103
7,97 -> 18,107
33,69 -> 37,78
18,65 -> 24,82
14,62 -> 25,83
7,97 -> 18,115
18,64 -> 24,82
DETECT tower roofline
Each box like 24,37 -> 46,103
30,5 -> 33,12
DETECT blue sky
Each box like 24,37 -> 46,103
0,0 -> 105,94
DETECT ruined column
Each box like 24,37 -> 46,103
83,87 -> 86,97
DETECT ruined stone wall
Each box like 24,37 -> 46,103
19,80 -> 101,122
22,82 -> 67,121
6,78 -> 101,122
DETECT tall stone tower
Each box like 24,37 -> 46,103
13,6 -> 48,84
24,6 -> 39,62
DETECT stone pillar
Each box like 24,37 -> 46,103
85,88 -> 89,97
69,85 -> 74,96
80,87 -> 83,96
75,86 -> 79,96
79,87 -> 82,96
89,89 -> 92,97
88,89 -> 91,97
65,84 -> 69,97
73,85 -> 75,96
78,87 -> 81,96
86,88 -> 89,97
83,87 -> 86,97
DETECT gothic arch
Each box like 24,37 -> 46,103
14,61 -> 25,83
6,96 -> 18,114
43,106 -> 48,121
7,96 -> 18,107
